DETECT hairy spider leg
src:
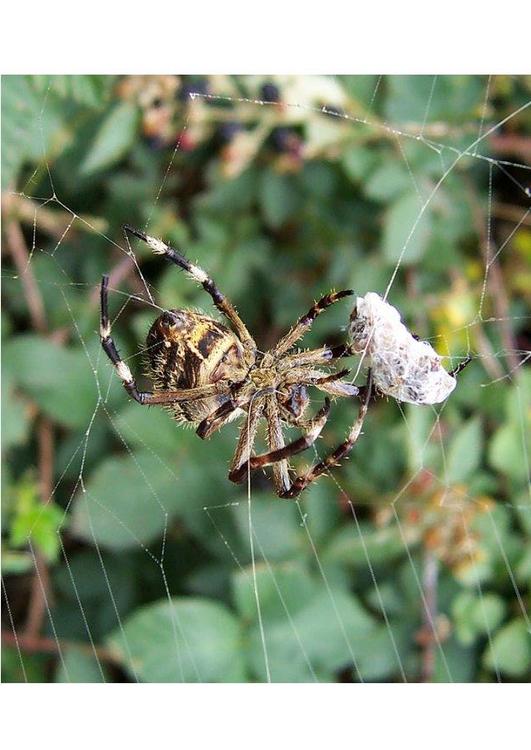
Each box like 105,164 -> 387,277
228,396 -> 266,481
195,386 -> 251,439
123,225 -> 256,362
280,371 -> 373,499
265,395 -> 291,495
284,368 -> 359,399
99,275 -> 231,405
273,289 -> 354,356
280,344 -> 355,370
449,356 -> 472,378
228,398 -> 331,485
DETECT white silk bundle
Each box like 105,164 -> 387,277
348,292 -> 457,405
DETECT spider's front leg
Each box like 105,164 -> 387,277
123,225 -> 256,363
279,370 -> 373,499
273,290 -> 354,357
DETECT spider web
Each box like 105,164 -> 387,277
2,74 -> 530,684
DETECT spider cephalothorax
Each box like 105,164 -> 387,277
100,225 -> 372,498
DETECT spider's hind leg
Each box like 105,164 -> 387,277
280,370 -> 373,499
228,397 -> 331,486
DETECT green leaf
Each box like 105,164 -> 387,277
517,545 -> 531,585
231,494 -> 304,562
234,564 -> 375,681
488,372 -> 530,484
489,422 -> 530,483
31,75 -> 114,108
9,475 -> 64,561
404,403 -> 440,473
341,146 -> 378,183
108,597 -> 245,682
452,591 -> 506,646
385,75 -> 485,125
1,366 -> 30,450
115,400 -> 194,459
433,635 -> 475,683
2,648 -> 48,683
1,550 -> 33,575
70,450 -> 187,550
259,170 -> 300,228
339,75 -> 381,107
233,562 -> 318,622
354,622 -> 412,681
201,167 -> 258,213
303,480 -> 342,543
1,75 -> 33,187
484,618 -> 531,677
3,335 -> 97,428
364,162 -> 411,202
324,522 -> 407,568
383,191 -> 431,265
55,648 -> 106,683
446,417 -> 483,484
80,101 -> 139,175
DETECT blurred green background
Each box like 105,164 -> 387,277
1,74 -> 530,683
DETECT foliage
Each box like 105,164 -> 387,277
2,74 -> 530,682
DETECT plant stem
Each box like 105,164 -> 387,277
1,630 -> 120,666
420,550 -> 439,683
5,212 -> 55,640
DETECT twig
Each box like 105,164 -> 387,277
24,419 -> 55,638
1,630 -> 120,667
489,134 -> 531,163
419,550 -> 439,683
466,176 -> 520,373
88,252 -> 141,307
473,324 -> 505,382
4,218 -> 47,332
4,213 -> 55,640
3,192 -> 108,239
493,202 -> 531,226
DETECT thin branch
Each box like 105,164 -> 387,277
493,202 -> 531,226
4,212 -> 56,640
1,630 -> 120,667
88,252 -> 141,307
489,134 -> 531,163
473,324 -> 505,381
466,176 -> 520,373
3,192 -> 108,239
419,550 -> 439,683
5,217 -> 47,332
24,419 -> 55,638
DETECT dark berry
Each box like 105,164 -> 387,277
260,82 -> 281,103
270,127 -> 301,154
217,122 -> 243,145
321,104 -> 345,117
144,135 -> 167,151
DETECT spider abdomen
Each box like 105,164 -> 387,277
144,309 -> 247,423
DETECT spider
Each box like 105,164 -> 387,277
99,225 -> 373,498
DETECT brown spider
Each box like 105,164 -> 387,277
100,225 -> 373,498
